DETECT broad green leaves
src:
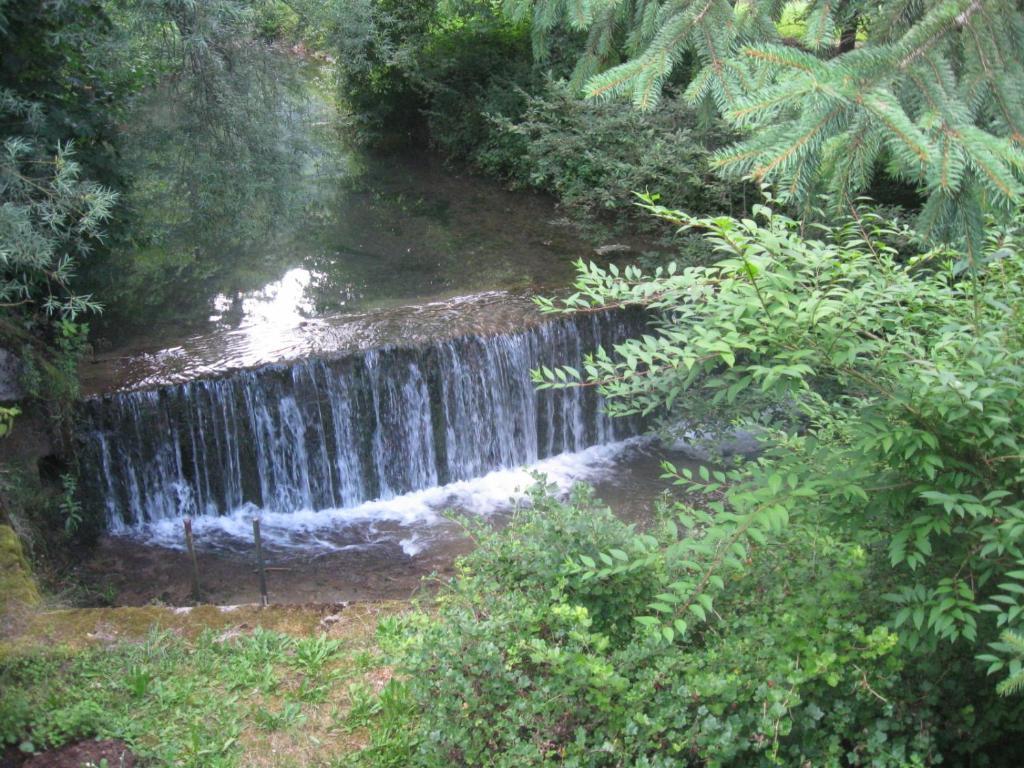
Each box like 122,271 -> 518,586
536,201 -> 1024,692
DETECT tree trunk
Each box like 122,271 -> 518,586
838,15 -> 858,54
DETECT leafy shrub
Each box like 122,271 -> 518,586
522,200 -> 1024,762
357,487 -> 959,767
415,21 -> 536,164
455,483 -> 666,642
251,0 -> 301,41
536,201 -> 1024,662
329,5 -> 747,227
0,132 -> 113,320
349,202 -> 1024,767
488,84 -> 749,223
329,0 -> 437,146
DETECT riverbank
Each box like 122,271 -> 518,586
1,599 -> 408,767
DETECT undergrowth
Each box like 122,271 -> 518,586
0,622 -> 395,767
346,484 -> 1024,767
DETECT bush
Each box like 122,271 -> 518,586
415,21 -> 536,164
329,5 -> 747,228
455,484 -> 665,643
355,485 -> 974,767
536,202 -> 1024,660
251,0 -> 301,41
487,84 -> 749,224
329,0 -> 440,147
525,200 -> 1024,763
351,203 -> 1024,767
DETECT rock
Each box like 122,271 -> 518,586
319,607 -> 348,631
713,429 -> 765,459
594,243 -> 633,257
85,622 -> 120,646
0,348 -> 24,402
667,427 -> 766,462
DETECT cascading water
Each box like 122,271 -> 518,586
78,311 -> 642,533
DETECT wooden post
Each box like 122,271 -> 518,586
183,518 -> 201,604
253,517 -> 269,607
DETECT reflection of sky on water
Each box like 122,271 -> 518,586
83,290 -> 556,393
209,267 -> 321,326
207,268 -> 325,365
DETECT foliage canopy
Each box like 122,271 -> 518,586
505,0 -> 1024,253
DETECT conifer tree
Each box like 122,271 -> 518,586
504,0 -> 1024,256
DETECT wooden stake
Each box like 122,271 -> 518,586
253,517 -> 269,607
183,518 -> 201,604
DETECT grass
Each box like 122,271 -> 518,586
0,602 -> 409,767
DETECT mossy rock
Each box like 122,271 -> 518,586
0,524 -> 40,614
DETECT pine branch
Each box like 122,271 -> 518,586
857,89 -> 933,167
803,0 -> 836,52
750,105 -> 846,181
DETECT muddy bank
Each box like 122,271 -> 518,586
78,532 -> 469,608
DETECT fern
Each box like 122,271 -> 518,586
987,630 -> 1024,697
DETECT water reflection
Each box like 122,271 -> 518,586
210,267 -> 322,325
84,52 -> 615,392
82,290 -> 559,392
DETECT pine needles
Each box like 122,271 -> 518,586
509,0 -> 1024,249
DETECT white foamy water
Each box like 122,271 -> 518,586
135,437 -> 648,556
84,310 -> 641,530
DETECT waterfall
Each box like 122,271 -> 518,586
78,312 -> 641,530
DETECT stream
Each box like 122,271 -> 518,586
77,54 -> 696,606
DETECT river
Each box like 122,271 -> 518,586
76,53 -> 698,606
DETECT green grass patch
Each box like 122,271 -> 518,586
0,604 -> 405,767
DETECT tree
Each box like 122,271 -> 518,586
0,120 -> 115,320
504,0 -> 1024,256
0,0 -> 126,450
0,0 -> 120,322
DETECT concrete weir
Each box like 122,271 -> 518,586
77,311 -> 642,531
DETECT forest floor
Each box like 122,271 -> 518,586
0,599 -> 409,767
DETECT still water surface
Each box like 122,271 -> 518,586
83,58 -> 633,393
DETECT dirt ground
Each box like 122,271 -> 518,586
1,600 -> 408,656
2,739 -> 136,768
